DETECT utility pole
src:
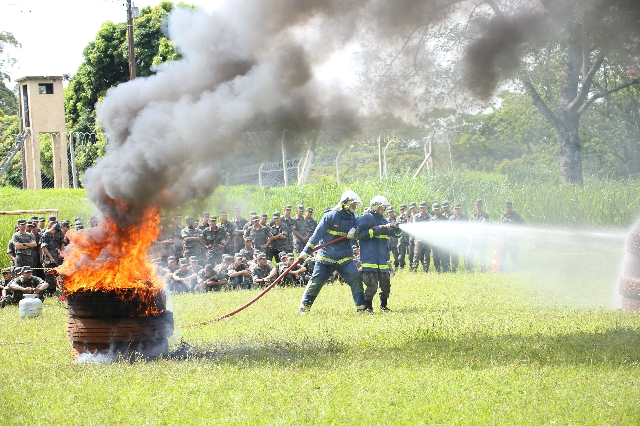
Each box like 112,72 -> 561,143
126,0 -> 137,80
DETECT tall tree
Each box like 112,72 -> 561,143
65,1 -> 184,133
359,0 -> 640,183
0,31 -> 20,116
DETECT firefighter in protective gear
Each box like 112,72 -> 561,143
298,190 -> 365,314
356,195 -> 402,312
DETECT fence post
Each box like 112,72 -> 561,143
69,132 -> 78,189
280,129 -> 287,186
258,163 -> 264,187
378,134 -> 382,182
336,149 -> 344,184
383,139 -> 392,179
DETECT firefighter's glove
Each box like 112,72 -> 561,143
298,251 -> 309,261
347,227 -> 357,239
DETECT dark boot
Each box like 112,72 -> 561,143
380,298 -> 392,312
360,300 -> 374,314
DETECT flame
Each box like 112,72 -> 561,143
58,204 -> 165,316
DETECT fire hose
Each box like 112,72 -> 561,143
176,224 -> 392,328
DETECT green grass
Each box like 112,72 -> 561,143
2,270 -> 639,424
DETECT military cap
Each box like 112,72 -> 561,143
185,216 -> 195,224
2,268 -> 11,274
89,215 -> 98,222
273,211 -> 281,218
209,216 -> 218,221
474,199 -> 483,205
432,203 -> 441,210
30,216 -> 39,221
251,215 -> 259,222
52,223 -> 62,232
75,224 -> 84,230
26,221 -> 35,227
284,205 -> 292,210
167,256 -> 177,262
306,207 -> 313,212
286,253 -> 294,258
234,206 -> 241,211
399,204 -> 407,210
14,266 -> 23,275
234,253 -> 243,259
189,256 -> 198,262
38,217 -> 46,222
178,258 -> 188,266
223,254 -> 234,262
261,213 -> 267,219
249,211 -> 257,216
296,204 -> 304,211
279,251 -> 287,259
21,266 -> 32,273
454,203 -> 462,209
244,236 -> 253,241
17,219 -> 27,225
419,201 -> 427,208
257,252 -> 267,260
386,206 -> 395,212
442,200 -> 451,208
202,212 -> 210,217
48,215 -> 57,222
409,202 -> 417,208
220,211 -> 228,216
60,220 -> 71,227
504,200 -> 513,207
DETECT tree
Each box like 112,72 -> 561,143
0,31 -> 20,116
65,2 -> 185,133
359,0 -> 640,183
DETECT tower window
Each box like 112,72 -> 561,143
38,83 -> 54,94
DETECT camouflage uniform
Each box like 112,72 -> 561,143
181,226 -> 204,265
448,209 -> 469,272
202,225 -> 229,266
244,224 -> 271,254
268,220 -> 292,262
250,262 -> 275,288
218,219 -> 236,255
197,267 -> 225,292
227,260 -> 251,289
12,230 -> 36,268
412,210 -> 431,273
291,214 -> 309,254
40,227 -> 63,295
8,274 -> 47,303
430,210 -> 449,273
396,213 -> 411,268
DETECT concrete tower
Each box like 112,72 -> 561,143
17,76 -> 69,189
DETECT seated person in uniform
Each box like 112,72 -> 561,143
171,258 -> 197,293
250,252 -> 278,287
277,253 -> 307,287
9,266 -> 48,302
188,256 -> 203,275
227,253 -> 252,290
1,267 -> 15,307
195,264 -> 227,292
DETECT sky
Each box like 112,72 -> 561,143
0,0 -> 223,86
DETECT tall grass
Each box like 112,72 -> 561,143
2,170 -> 639,265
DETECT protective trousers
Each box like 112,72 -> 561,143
300,260 -> 365,310
362,271 -> 391,302
397,242 -> 409,268
412,241 -> 430,272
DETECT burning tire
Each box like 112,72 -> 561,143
66,290 -> 166,318
66,312 -> 174,343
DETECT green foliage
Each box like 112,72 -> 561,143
0,114 -> 21,187
0,81 -> 17,115
64,2 -> 186,133
1,273 -> 640,424
0,31 -> 20,83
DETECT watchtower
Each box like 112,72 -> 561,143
16,76 -> 69,189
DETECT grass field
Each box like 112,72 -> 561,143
2,270 -> 639,425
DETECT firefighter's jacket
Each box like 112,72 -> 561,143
356,212 -> 402,272
302,208 -> 359,265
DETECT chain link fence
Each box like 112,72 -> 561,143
1,129 -> 456,188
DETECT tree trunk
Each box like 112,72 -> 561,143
556,114 -> 583,184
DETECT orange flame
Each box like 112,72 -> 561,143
58,205 -> 165,316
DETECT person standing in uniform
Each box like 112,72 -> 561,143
181,217 -> 206,266
197,212 -> 210,231
231,206 -> 248,255
202,216 -> 230,266
170,214 -> 184,259
386,206 -> 400,269
281,205 -> 294,233
218,211 -> 236,255
407,202 -> 418,268
396,204 -> 411,269
244,215 -> 271,255
40,223 -> 63,295
292,204 -> 309,255
466,199 -> 490,272
430,203 -> 449,273
12,219 -> 37,268
298,190 -> 365,314
449,203 -> 469,272
498,200 -> 525,272
304,207 -> 318,237
412,202 -> 431,273
267,212 -> 292,263
357,195 -> 402,313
